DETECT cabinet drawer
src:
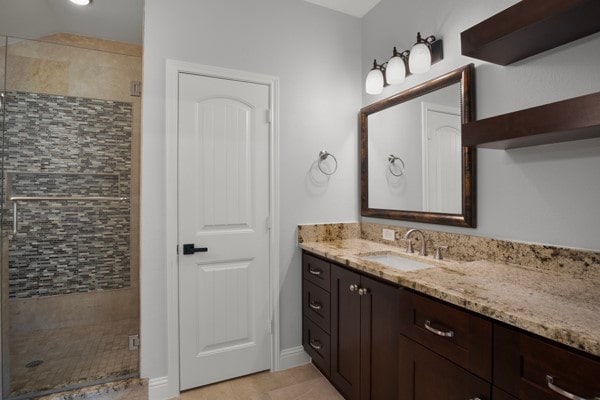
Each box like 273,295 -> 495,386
302,252 -> 331,291
398,335 -> 491,400
303,316 -> 330,376
399,289 -> 492,380
494,324 -> 600,400
302,279 -> 330,333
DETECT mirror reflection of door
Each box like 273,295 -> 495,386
421,102 -> 461,214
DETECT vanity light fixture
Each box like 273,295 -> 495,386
409,32 -> 437,74
69,0 -> 92,5
365,32 -> 443,94
365,59 -> 387,95
386,47 -> 410,85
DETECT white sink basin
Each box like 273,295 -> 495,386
358,252 -> 436,272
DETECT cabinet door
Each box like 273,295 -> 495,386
494,324 -> 600,400
359,275 -> 400,400
331,265 -> 361,400
398,335 -> 491,400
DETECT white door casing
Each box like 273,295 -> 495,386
177,73 -> 271,390
421,102 -> 462,214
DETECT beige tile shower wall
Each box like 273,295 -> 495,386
9,289 -> 138,333
4,34 -> 141,328
39,33 -> 143,57
0,36 -> 5,90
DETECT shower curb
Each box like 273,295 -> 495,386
31,377 -> 147,400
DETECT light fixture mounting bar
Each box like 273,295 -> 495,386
429,39 -> 444,66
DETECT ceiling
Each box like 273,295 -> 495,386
301,0 -> 381,18
0,0 -> 379,45
0,0 -> 144,44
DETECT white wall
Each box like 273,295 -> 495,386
141,0 -> 361,380
362,0 -> 600,251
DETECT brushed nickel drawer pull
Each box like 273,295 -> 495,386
358,287 -> 369,296
546,375 -> 600,400
309,340 -> 322,351
309,301 -> 322,310
349,284 -> 359,292
424,320 -> 454,338
308,266 -> 322,276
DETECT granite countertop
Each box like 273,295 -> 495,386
299,238 -> 600,357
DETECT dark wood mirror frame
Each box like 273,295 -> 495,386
360,64 -> 476,228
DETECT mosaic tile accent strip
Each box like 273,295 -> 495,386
3,91 -> 132,298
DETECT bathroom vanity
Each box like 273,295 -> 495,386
299,236 -> 600,400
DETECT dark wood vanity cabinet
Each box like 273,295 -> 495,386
302,252 -> 400,400
494,324 -> 600,400
302,251 -> 600,400
330,264 -> 400,400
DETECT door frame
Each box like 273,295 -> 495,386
420,101 -> 461,211
165,59 -> 280,397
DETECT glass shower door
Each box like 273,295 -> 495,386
1,35 -> 7,397
0,37 -> 140,398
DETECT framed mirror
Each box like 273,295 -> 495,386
360,64 -> 476,227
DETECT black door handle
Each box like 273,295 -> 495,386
183,244 -> 208,255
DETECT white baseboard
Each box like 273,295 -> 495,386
278,346 -> 310,371
148,376 -> 171,400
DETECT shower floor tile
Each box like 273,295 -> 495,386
8,318 -> 139,397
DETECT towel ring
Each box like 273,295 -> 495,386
318,150 -> 338,175
388,154 -> 405,177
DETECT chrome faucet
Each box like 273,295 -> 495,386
404,229 -> 427,256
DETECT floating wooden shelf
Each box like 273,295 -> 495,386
461,0 -> 600,65
462,91 -> 600,149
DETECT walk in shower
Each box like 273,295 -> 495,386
0,33 -> 141,398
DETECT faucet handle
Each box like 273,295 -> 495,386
434,245 -> 448,260
405,239 -> 414,254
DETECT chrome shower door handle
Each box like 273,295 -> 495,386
12,202 -> 17,234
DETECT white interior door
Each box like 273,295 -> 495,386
422,103 -> 462,214
178,73 -> 271,390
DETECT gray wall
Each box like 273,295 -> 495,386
362,0 -> 600,251
141,0 -> 600,383
141,0 -> 362,380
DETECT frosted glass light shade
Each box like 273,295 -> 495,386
386,56 -> 406,85
365,69 -> 384,95
70,0 -> 91,4
409,42 -> 431,74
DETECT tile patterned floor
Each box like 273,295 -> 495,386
8,318 -> 139,398
179,364 -> 343,400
